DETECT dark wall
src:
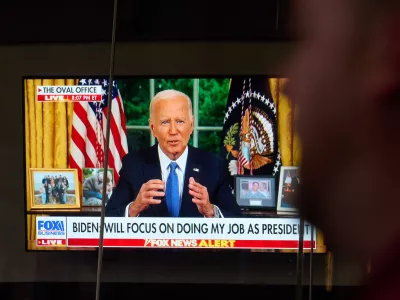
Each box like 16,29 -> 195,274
0,42 -> 364,286
0,0 -> 292,44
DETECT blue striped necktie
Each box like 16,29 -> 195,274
166,162 -> 180,217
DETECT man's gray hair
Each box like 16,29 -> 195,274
149,89 -> 193,120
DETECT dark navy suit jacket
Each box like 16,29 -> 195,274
105,145 -> 242,217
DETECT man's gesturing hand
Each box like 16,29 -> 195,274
188,177 -> 214,217
128,179 -> 165,217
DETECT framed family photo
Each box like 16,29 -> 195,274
277,166 -> 300,212
82,168 -> 114,207
234,175 -> 276,209
29,168 -> 80,210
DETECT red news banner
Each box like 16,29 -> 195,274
36,85 -> 102,102
36,217 -> 317,250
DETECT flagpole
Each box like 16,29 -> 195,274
95,0 -> 118,299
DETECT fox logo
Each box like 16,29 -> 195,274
144,239 -> 198,247
144,239 -> 170,247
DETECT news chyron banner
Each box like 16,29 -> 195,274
36,85 -> 103,102
36,216 -> 316,249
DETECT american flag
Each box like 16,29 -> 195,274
237,150 -> 249,175
69,78 -> 128,184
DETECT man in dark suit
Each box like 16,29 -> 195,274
105,89 -> 241,218
290,174 -> 300,193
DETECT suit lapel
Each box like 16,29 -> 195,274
143,145 -> 169,217
180,147 -> 203,217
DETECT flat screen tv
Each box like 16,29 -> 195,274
23,76 -> 322,253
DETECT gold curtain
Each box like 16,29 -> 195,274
269,78 -> 302,166
270,78 -> 332,291
25,79 -> 75,250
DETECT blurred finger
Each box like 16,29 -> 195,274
146,199 -> 161,205
189,189 -> 202,199
191,181 -> 203,188
192,198 -> 205,205
188,183 -> 202,193
145,183 -> 165,191
143,190 -> 163,199
189,177 -> 204,187
147,179 -> 164,184
147,190 -> 165,198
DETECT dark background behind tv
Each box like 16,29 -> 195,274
0,0 -> 292,44
0,0 -> 365,298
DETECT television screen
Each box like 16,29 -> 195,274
24,76 -> 323,252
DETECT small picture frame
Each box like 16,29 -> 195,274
82,168 -> 114,207
29,168 -> 80,210
277,166 -> 300,212
234,175 -> 276,209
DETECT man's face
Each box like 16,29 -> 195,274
287,0 -> 393,257
252,183 -> 259,192
150,95 -> 193,160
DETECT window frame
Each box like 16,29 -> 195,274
125,78 -> 223,148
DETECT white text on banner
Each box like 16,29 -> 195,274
64,217 -> 316,249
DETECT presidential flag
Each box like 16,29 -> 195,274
220,77 -> 281,180
69,78 -> 128,184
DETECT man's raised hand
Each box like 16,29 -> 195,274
128,179 -> 165,217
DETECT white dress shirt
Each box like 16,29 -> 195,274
158,144 -> 188,203
125,145 -> 223,217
